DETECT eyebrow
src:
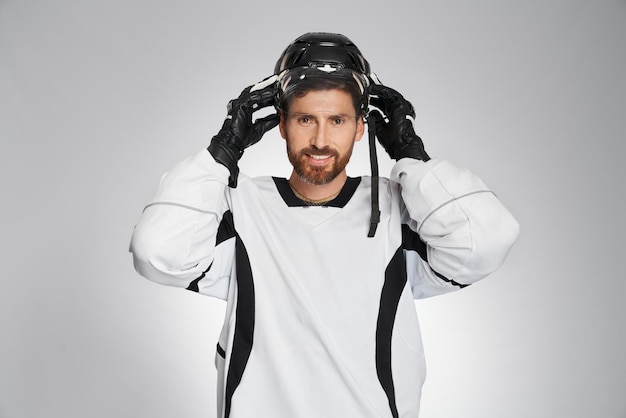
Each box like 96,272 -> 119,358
288,112 -> 357,119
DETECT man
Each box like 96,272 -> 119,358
130,32 -> 519,418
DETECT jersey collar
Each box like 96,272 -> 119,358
272,177 -> 361,208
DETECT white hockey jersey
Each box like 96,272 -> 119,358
130,149 -> 519,418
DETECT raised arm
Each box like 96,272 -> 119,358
369,82 -> 519,298
129,150 -> 235,299
130,77 -> 279,299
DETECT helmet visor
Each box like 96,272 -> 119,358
277,64 -> 369,97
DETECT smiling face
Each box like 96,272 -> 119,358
279,88 -> 365,190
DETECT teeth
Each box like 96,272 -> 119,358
310,155 -> 330,160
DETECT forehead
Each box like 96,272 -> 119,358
288,89 -> 356,115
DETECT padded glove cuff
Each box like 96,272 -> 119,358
208,140 -> 241,187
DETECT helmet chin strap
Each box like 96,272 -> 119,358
367,112 -> 380,238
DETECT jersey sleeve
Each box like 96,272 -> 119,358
129,149 -> 236,300
391,158 -> 520,299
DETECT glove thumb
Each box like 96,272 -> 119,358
248,113 -> 280,146
368,109 -> 384,125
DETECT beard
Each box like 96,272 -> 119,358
287,142 -> 355,185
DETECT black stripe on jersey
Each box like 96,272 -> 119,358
186,211 -> 236,292
224,234 -> 255,418
401,224 -> 469,289
375,246 -> 406,418
216,343 -> 226,359
272,177 -> 361,207
186,263 -> 212,292
217,211 -> 236,244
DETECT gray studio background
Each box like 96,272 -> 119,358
1,1 -> 624,417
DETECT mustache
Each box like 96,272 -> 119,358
300,146 -> 339,157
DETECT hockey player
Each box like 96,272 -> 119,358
129,32 -> 519,418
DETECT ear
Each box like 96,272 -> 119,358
279,111 -> 287,139
354,116 -> 365,142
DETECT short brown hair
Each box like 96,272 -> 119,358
279,76 -> 365,117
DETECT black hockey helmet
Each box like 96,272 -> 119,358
274,32 -> 372,114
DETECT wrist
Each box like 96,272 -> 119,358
207,140 -> 242,187
395,142 -> 430,162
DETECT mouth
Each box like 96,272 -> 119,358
306,153 -> 333,164
306,153 -> 334,166
302,146 -> 338,166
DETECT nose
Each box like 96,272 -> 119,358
312,124 -> 330,149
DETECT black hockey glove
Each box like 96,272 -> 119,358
368,84 -> 430,162
208,76 -> 280,187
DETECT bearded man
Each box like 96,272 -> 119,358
130,32 -> 519,418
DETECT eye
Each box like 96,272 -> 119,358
332,117 -> 345,126
297,116 -> 312,125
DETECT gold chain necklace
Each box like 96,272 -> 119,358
289,184 -> 341,206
